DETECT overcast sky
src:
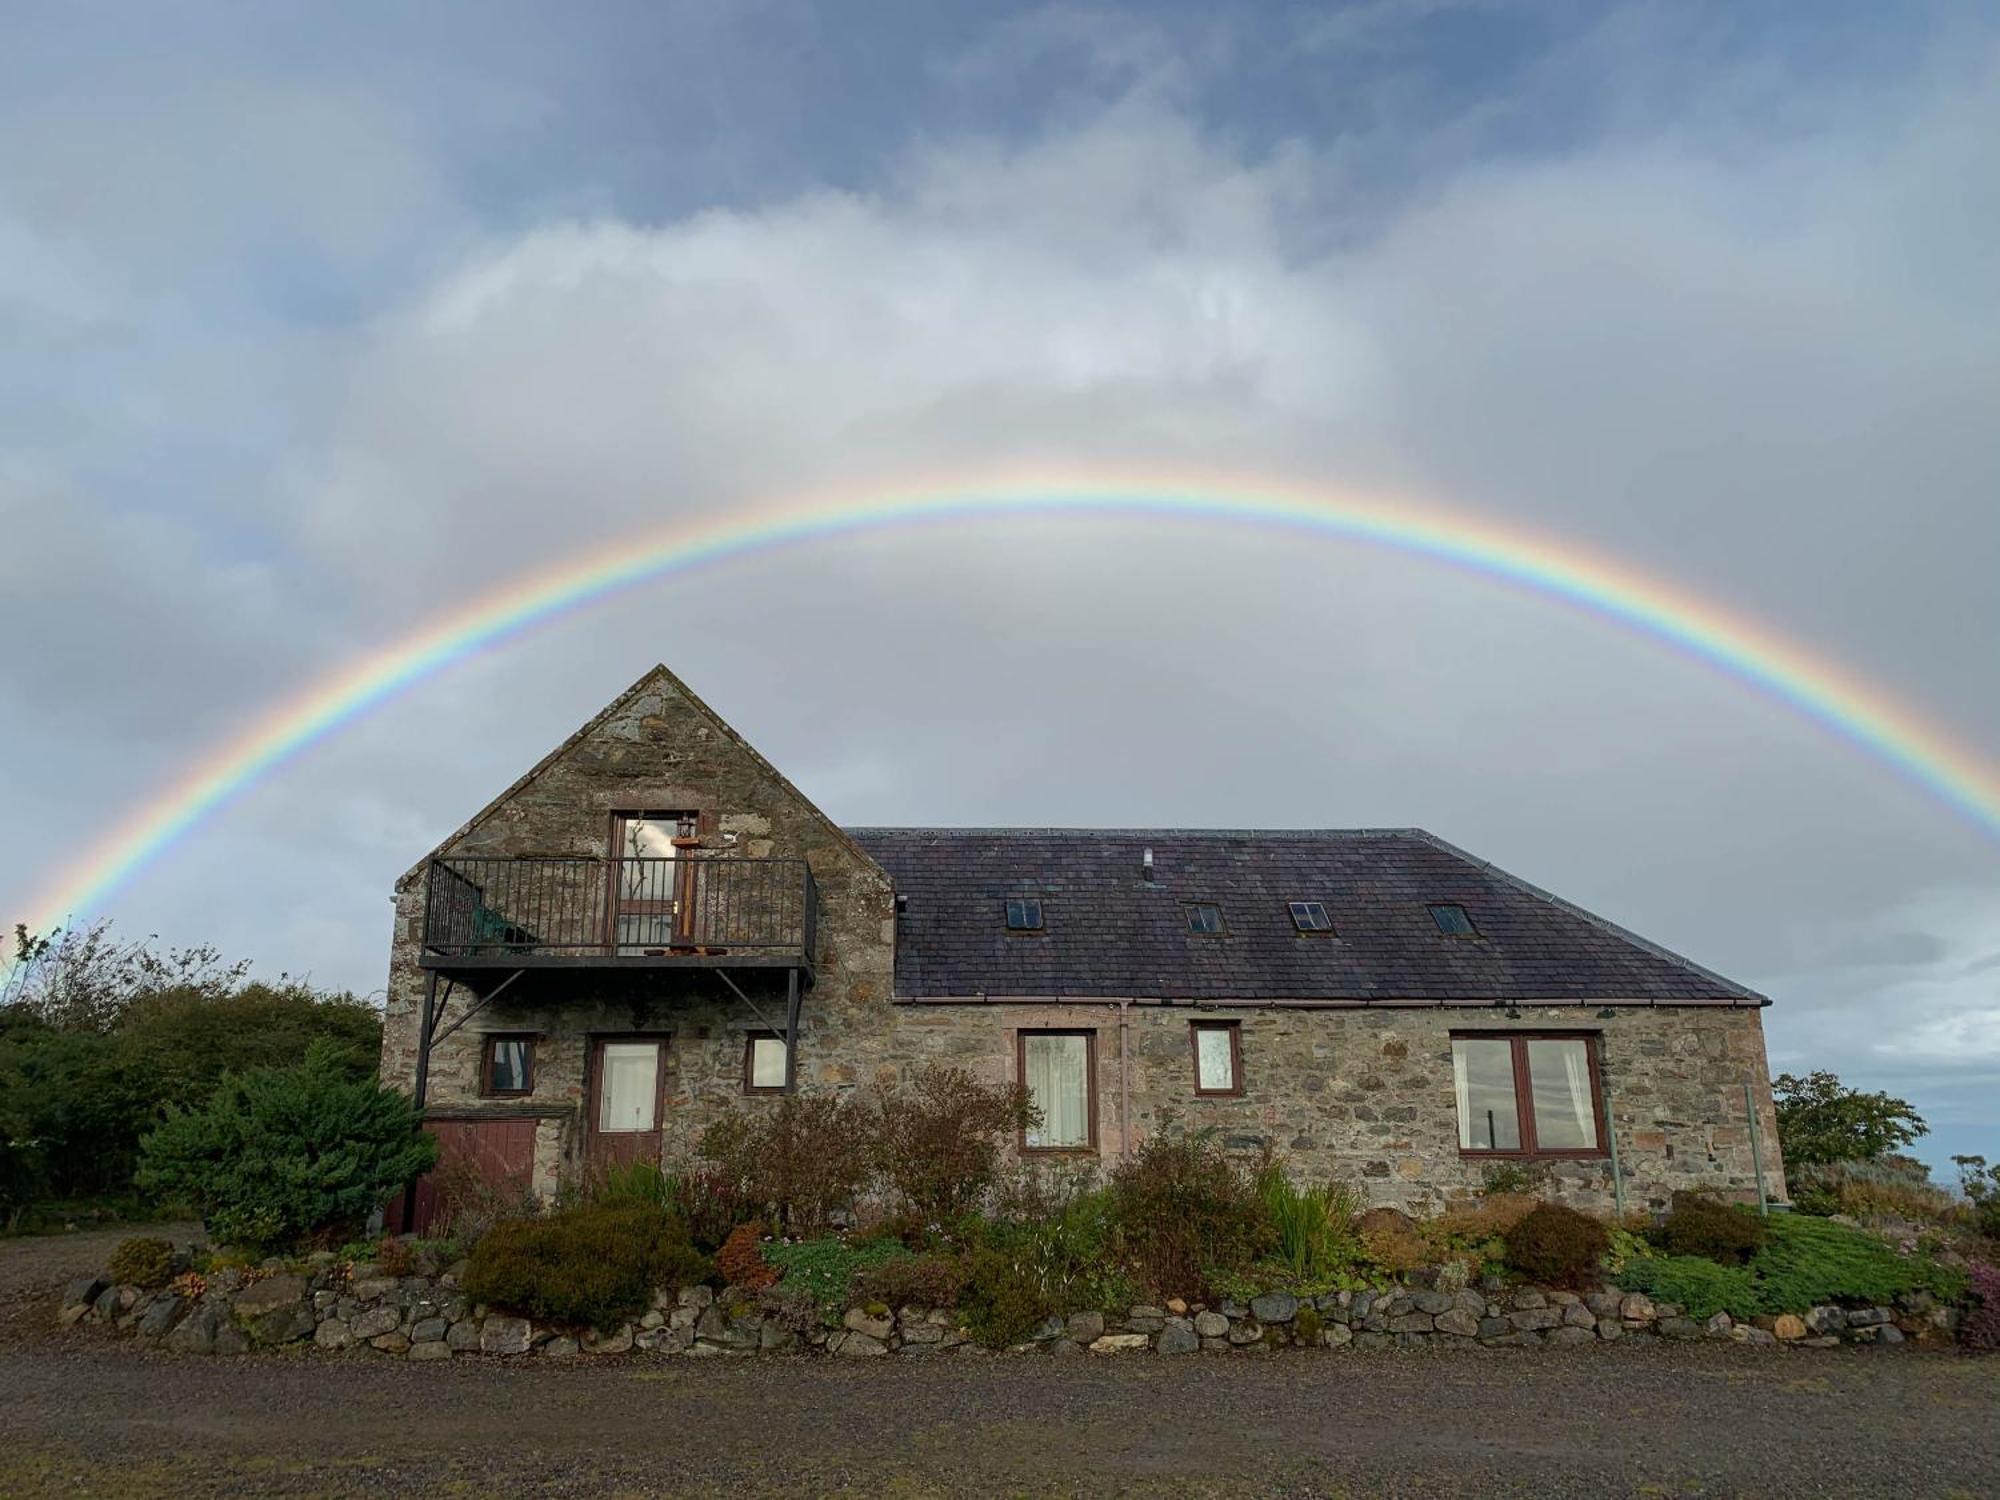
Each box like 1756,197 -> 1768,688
3,1 -> 1996,1174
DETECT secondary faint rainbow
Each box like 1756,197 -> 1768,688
16,469 -> 2000,946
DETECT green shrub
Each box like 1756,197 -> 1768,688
855,1251 -> 967,1309
870,1065 -> 1036,1226
106,1235 -> 177,1289
763,1236 -> 910,1312
1615,1212 -> 1964,1318
960,1189 -> 1136,1347
462,1202 -> 711,1328
1657,1194 -> 1769,1265
134,1039 -> 435,1252
1616,1253 -> 1761,1319
1751,1212 -> 1964,1311
1502,1202 -> 1610,1289
1106,1131 -> 1269,1302
590,1162 -> 678,1213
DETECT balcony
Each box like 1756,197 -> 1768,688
418,854 -> 818,990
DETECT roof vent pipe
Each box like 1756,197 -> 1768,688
1141,847 -> 1154,882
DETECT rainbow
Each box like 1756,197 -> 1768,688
14,470 -> 2000,946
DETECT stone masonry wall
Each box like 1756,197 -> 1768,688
382,668 -> 1785,1211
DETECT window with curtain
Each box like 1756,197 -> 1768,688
1450,1034 -> 1602,1155
1020,1031 -> 1094,1150
597,1041 -> 661,1132
744,1034 -> 787,1093
481,1036 -> 534,1096
1191,1022 -> 1240,1095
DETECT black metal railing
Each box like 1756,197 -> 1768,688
421,856 -> 818,962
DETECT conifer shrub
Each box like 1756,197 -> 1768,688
463,1202 -> 710,1328
855,1250 -> 967,1310
1502,1202 -> 1610,1289
1657,1193 -> 1769,1265
134,1039 -> 436,1252
106,1235 -> 177,1290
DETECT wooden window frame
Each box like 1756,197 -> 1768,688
1189,1020 -> 1243,1098
1451,1031 -> 1608,1161
742,1031 -> 788,1096
478,1033 -> 537,1098
607,810 -> 701,951
584,1031 -> 674,1137
1185,902 -> 1226,936
1016,1028 -> 1099,1154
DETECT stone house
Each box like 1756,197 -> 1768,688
381,664 -> 1786,1226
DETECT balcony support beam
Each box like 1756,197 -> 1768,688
784,968 -> 801,1094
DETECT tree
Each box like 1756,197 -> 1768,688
1773,1070 -> 1927,1168
135,1038 -> 433,1252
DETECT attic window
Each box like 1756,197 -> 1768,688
1005,898 -> 1043,932
1186,903 -> 1225,935
1289,901 -> 1333,934
1429,903 -> 1477,937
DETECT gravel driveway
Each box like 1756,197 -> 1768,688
2,1333 -> 1995,1498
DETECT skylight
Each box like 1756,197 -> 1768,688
1186,902 -> 1225,935
1005,898 -> 1043,931
1429,903 -> 1477,936
1289,901 -> 1333,933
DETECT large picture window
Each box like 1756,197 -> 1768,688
1451,1034 -> 1604,1156
1019,1030 -> 1096,1151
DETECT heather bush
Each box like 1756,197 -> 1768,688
1104,1130 -> 1269,1302
717,1221 -> 779,1291
1503,1202 -> 1610,1289
871,1065 -> 1036,1226
134,1040 -> 435,1252
1657,1193 -> 1770,1265
856,1250 -> 968,1309
463,1202 -> 710,1328
696,1094 -> 870,1236
106,1235 -> 177,1290
1959,1262 -> 2000,1351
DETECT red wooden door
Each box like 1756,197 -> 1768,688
585,1035 -> 668,1174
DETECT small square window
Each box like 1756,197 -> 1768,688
1429,903 -> 1477,936
745,1034 -> 788,1093
1186,903 -> 1225,935
1289,901 -> 1333,933
1191,1022 -> 1241,1096
481,1036 -> 535,1097
1005,898 -> 1043,931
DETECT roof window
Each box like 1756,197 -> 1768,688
1289,901 -> 1333,934
1186,903 -> 1225,935
1005,898 -> 1044,932
1429,903 -> 1477,936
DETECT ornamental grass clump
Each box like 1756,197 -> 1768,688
462,1202 -> 711,1329
1502,1202 -> 1610,1289
134,1039 -> 436,1253
1254,1164 -> 1367,1291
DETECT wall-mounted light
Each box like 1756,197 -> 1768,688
1596,1007 -> 1617,1020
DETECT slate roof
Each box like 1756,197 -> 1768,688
842,827 -> 1763,1007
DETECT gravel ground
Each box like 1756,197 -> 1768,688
3,1235 -> 1995,1498
2,1332 -> 1996,1498
0,1221 -> 200,1306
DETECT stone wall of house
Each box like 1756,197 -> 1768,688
381,668 -> 1785,1211
378,667 -> 900,1193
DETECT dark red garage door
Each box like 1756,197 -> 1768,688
389,1116 -> 538,1236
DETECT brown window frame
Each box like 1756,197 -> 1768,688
608,810 -> 702,950
479,1033 -> 537,1098
1189,1020 -> 1243,1097
1451,1031 -> 1608,1160
742,1031 -> 788,1095
1016,1028 -> 1099,1154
